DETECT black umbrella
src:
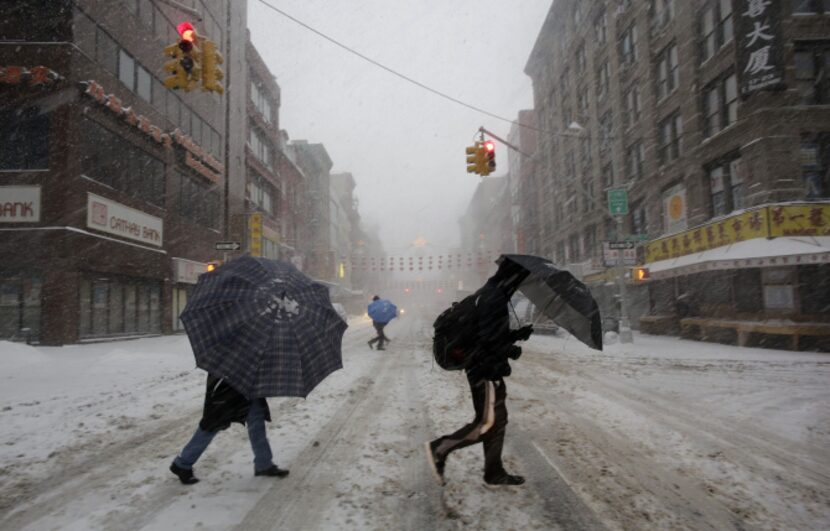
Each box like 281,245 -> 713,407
496,254 -> 603,350
181,255 -> 347,398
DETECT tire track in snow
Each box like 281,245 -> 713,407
234,354 -> 395,530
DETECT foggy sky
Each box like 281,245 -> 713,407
247,0 -> 551,255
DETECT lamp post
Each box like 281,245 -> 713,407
567,121 -> 634,343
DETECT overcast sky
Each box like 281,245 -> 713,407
247,0 -> 551,255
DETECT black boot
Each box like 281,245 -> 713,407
170,462 -> 200,485
484,471 -> 525,485
255,465 -> 289,477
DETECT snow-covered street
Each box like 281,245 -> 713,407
1,317 -> 829,530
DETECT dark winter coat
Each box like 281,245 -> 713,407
466,264 -> 529,382
198,374 -> 271,432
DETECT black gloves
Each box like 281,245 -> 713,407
512,325 -> 533,342
507,345 -> 522,360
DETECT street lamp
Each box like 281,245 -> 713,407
567,120 -> 634,344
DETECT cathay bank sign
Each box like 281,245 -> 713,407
0,186 -> 41,223
86,193 -> 163,247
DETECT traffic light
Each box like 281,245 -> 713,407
484,141 -> 496,175
164,21 -> 201,91
201,38 -> 224,94
466,142 -> 481,174
632,267 -> 649,281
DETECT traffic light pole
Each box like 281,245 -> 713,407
615,216 -> 634,344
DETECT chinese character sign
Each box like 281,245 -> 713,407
736,0 -> 784,96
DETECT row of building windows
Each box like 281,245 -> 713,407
248,127 -> 273,170
73,7 -> 223,161
80,118 -> 166,208
79,276 -> 162,338
248,173 -> 277,215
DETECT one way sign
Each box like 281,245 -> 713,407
215,241 -> 241,251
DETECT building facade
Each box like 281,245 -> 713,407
524,0 -> 830,347
1,0 -> 247,344
290,140 -> 334,281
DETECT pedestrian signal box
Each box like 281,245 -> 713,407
632,267 -> 649,281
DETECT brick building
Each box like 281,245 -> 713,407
524,0 -> 830,348
0,0 -> 247,344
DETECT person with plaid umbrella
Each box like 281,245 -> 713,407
169,256 -> 347,484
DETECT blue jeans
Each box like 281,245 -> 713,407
174,400 -> 274,472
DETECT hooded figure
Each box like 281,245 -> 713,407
425,261 -> 533,487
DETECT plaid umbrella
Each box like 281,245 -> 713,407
496,254 -> 603,351
181,255 -> 348,398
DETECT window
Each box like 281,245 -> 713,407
568,233 -> 581,262
652,0 -> 675,28
626,141 -> 645,180
706,154 -> 744,217
631,203 -> 647,235
594,9 -> 607,44
656,43 -> 679,100
580,136 -> 592,164
700,0 -> 734,63
248,173 -> 277,215
602,162 -> 614,189
576,44 -> 586,73
136,64 -> 152,102
79,275 -> 161,338
623,85 -> 641,129
657,111 -> 683,165
251,80 -> 273,124
96,27 -> 118,73
703,71 -> 738,138
793,0 -> 830,14
177,170 -> 221,229
597,61 -> 610,99
584,225 -> 597,258
800,133 -> 830,199
599,112 -> 613,155
577,89 -> 589,119
0,107 -> 49,170
619,25 -> 638,65
0,273 -> 42,341
248,127 -> 272,169
118,49 -> 135,90
794,43 -> 830,104
80,119 -> 165,206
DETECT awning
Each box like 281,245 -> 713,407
645,236 -> 830,279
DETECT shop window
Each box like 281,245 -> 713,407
1,274 -> 42,341
794,43 -> 830,105
799,265 -> 830,314
800,133 -> 830,199
707,154 -> 744,217
124,284 -> 137,334
0,281 -> 21,338
92,279 -> 109,336
0,107 -> 49,170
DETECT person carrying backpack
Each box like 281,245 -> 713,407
425,261 -> 533,486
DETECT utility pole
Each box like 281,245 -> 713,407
615,216 -> 633,343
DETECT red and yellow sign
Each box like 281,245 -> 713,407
646,203 -> 830,263
249,213 -> 263,257
1,65 -> 61,87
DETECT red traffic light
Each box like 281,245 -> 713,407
177,22 -> 196,42
485,141 -> 495,152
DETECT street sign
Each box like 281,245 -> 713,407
215,241 -> 241,251
607,188 -> 629,216
603,241 -> 637,267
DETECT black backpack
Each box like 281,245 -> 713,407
432,294 -> 480,370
